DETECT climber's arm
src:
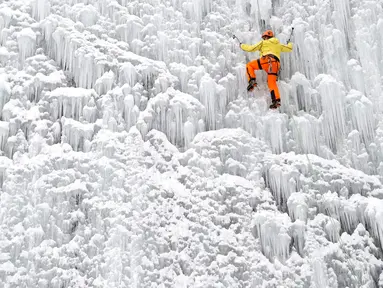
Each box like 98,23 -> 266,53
240,40 -> 263,52
281,42 -> 293,52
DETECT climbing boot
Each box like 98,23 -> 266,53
269,99 -> 281,109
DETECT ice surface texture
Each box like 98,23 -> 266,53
0,0 -> 383,287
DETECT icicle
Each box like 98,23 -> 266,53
156,31 -> 169,62
322,28 -> 349,84
83,98 -> 98,123
263,113 -> 288,154
154,73 -> 171,94
364,199 -> 383,249
51,121 -> 61,144
291,114 -> 320,155
5,130 -> 28,159
169,88 -> 204,146
0,121 -> 9,151
345,90 -> 375,145
287,192 -> 308,222
289,72 -> 313,112
339,198 -> 359,233
28,133 -> 45,157
319,191 -> 340,217
312,256 -> 329,288
31,0 -> 51,21
61,117 -> 95,152
29,71 -> 66,103
169,63 -> 192,93
123,94 -> 138,130
17,28 -> 37,66
218,73 -> 237,108
324,218 -> 341,242
0,7 -> 12,32
252,211 -> 291,263
316,75 -> 345,152
199,75 -> 216,130
266,164 -> 298,208
116,15 -> 143,44
347,60 -> 365,94
289,220 -> 305,256
74,51 -> 95,89
302,34 -> 322,80
184,118 -> 195,148
0,47 -> 10,67
0,156 -> 11,187
108,117 -> 118,132
141,63 -> 156,90
0,77 -> 11,118
48,87 -> 97,121
95,71 -> 115,96
119,62 -> 137,86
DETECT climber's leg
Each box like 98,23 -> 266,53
246,59 -> 262,91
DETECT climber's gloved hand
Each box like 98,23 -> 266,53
247,78 -> 257,92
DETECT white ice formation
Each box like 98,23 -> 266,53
0,0 -> 383,287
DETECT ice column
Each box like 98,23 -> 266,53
333,0 -> 351,45
317,75 -> 345,152
199,75 -> 216,130
347,60 -> 365,94
48,87 -> 95,121
122,87 -> 139,130
291,114 -> 320,155
354,12 -> 381,100
31,0 -> 51,21
345,90 -> 375,145
263,113 -> 288,154
252,211 -> 291,263
119,62 -> 138,87
266,164 -> 298,208
17,28 -> 37,65
116,15 -> 143,44
287,192 -> 308,223
312,257 -> 329,288
169,89 -> 204,146
0,121 -> 9,151
0,7 -> 12,31
322,28 -> 349,84
302,34 -> 322,80
0,77 -> 11,118
289,72 -> 313,112
324,218 -> 341,242
61,117 -> 94,152
83,98 -> 98,123
364,199 -> 383,249
290,220 -> 305,256
0,156 -> 11,187
95,71 -> 115,96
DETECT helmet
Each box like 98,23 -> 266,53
262,30 -> 274,38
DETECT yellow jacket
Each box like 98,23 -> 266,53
240,37 -> 293,60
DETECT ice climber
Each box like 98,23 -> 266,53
240,30 -> 293,109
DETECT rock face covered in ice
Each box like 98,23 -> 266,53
0,0 -> 383,287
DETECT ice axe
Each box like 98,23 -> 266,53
232,34 -> 241,44
287,27 -> 294,43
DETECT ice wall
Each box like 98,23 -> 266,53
0,0 -> 382,286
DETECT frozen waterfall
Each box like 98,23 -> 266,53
0,0 -> 382,287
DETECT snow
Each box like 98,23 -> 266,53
0,0 -> 382,286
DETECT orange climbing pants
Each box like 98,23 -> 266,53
246,55 -> 281,101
